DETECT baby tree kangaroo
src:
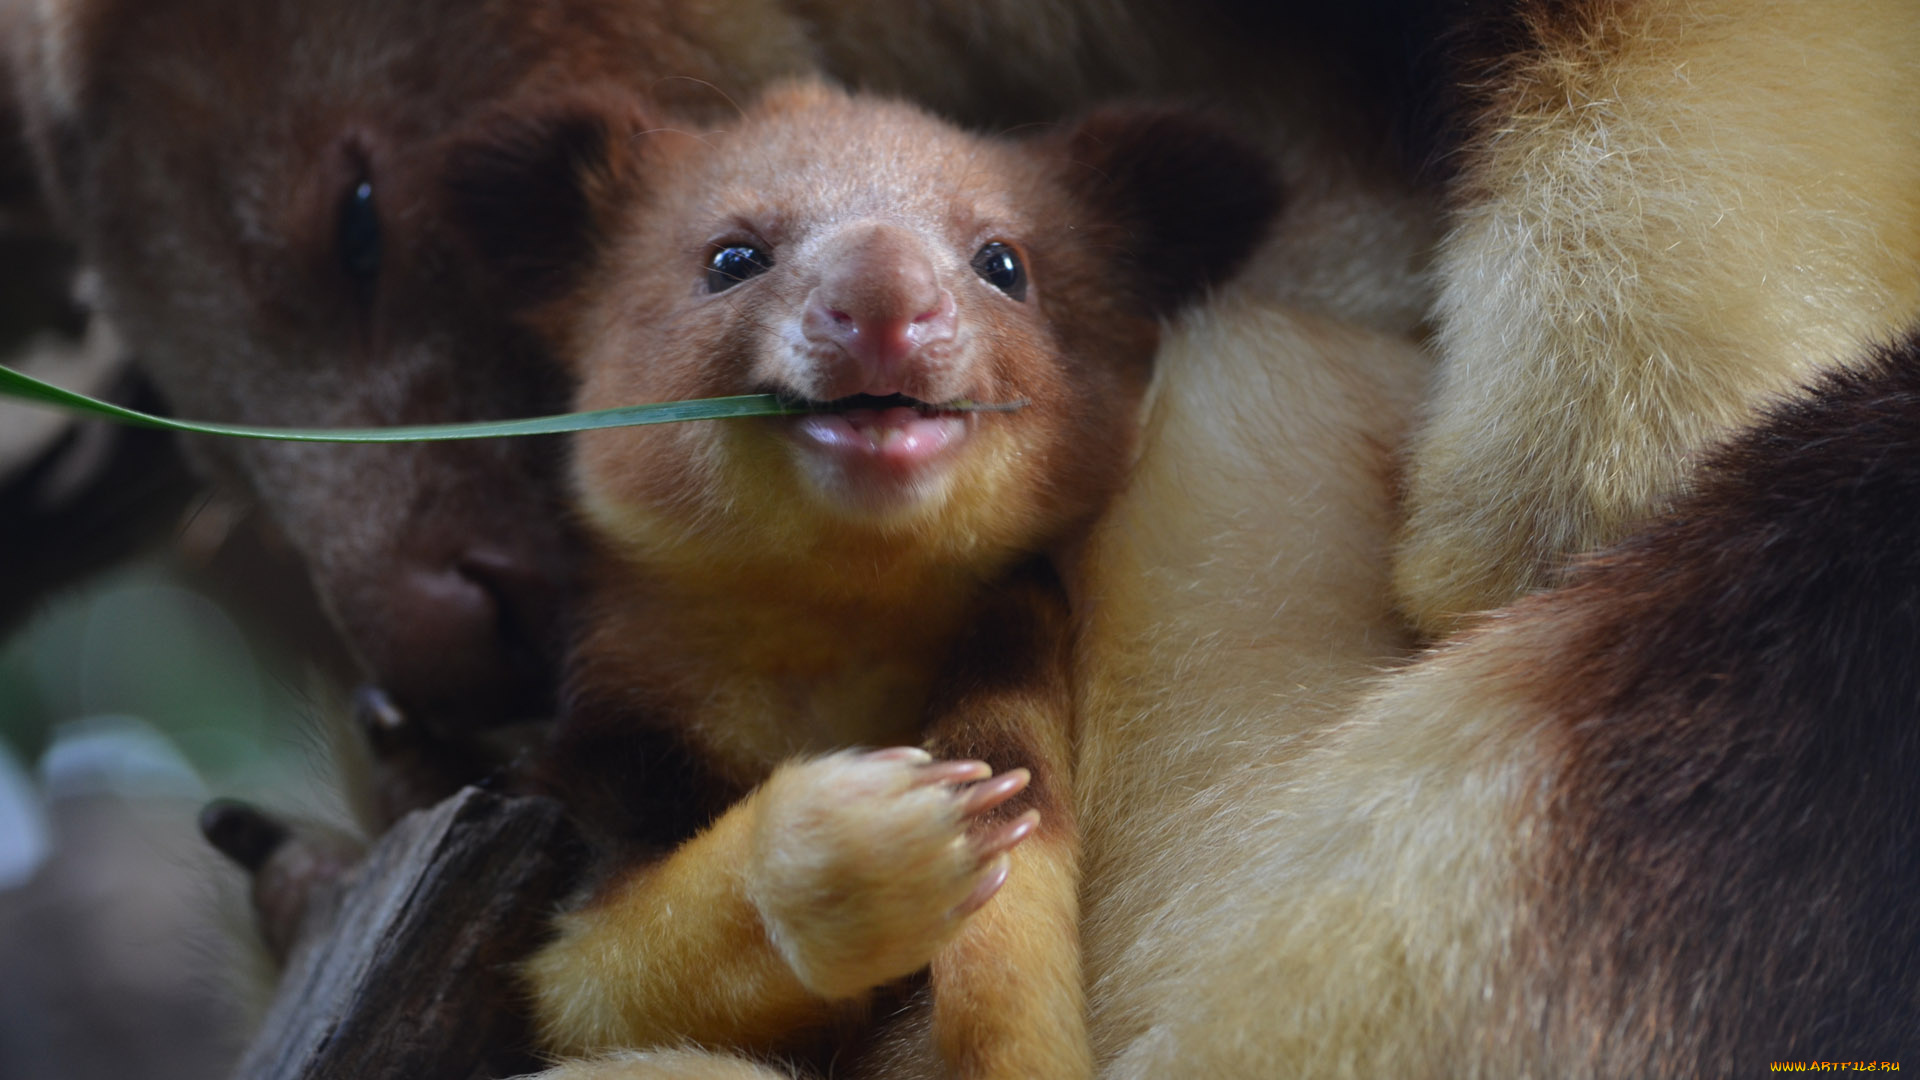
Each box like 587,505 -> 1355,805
446,81 -> 1276,1077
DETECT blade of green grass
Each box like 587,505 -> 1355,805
0,364 -> 1024,443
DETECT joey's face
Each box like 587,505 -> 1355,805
456,81 -> 1276,577
709,216 -> 1031,512
572,85 -> 1152,563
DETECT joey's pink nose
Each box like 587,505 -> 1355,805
802,226 -> 958,397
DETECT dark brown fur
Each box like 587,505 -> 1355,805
1511,334 -> 1920,1071
11,0 -> 818,738
922,560 -> 1077,836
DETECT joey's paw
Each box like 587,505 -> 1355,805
745,747 -> 1038,999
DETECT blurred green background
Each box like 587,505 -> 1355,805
0,552 -> 352,1079
1,559 -> 316,804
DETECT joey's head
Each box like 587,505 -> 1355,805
453,81 -> 1278,580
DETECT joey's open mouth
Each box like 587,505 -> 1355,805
768,390 -> 995,485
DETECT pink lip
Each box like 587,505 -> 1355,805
788,405 -> 970,487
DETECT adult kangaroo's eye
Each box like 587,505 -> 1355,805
338,178 -> 382,289
971,241 -> 1026,301
707,244 -> 773,292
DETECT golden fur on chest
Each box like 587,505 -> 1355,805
573,557 -> 976,783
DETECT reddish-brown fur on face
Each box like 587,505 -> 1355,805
459,82 -> 1279,593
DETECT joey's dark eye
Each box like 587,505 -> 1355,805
707,244 -> 773,292
337,178 -> 381,288
971,241 -> 1026,300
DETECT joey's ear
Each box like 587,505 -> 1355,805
442,91 -> 647,304
1053,108 -> 1280,317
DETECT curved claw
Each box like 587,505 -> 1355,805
913,758 -> 995,788
959,768 -> 1030,816
952,853 -> 1012,919
973,808 -> 1039,860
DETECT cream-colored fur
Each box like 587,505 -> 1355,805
1071,9 -> 1920,1047
998,4 -> 1920,1071
1396,0 -> 1920,633
1068,288 -> 1431,1067
1094,622 -> 1557,1078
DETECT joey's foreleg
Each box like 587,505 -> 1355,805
525,750 -> 1026,1058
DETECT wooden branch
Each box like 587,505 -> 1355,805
230,787 -> 578,1080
